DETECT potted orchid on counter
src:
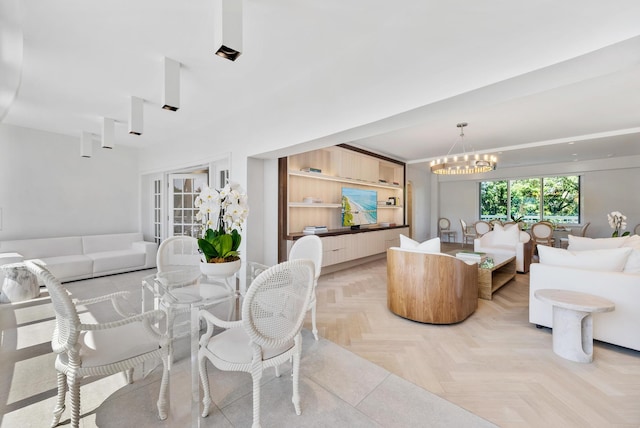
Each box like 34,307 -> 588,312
607,211 -> 630,237
195,182 -> 249,277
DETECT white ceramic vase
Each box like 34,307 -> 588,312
199,259 -> 241,279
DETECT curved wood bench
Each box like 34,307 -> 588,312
387,248 -> 478,324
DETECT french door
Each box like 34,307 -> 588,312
167,173 -> 208,238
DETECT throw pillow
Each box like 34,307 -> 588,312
567,235 -> 629,251
537,245 -> 633,272
399,235 -> 441,253
492,224 -> 521,246
623,249 -> 640,274
622,234 -> 640,249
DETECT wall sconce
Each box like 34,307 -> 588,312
214,0 -> 243,61
128,96 -> 143,135
101,117 -> 115,149
162,57 -> 180,111
80,131 -> 93,158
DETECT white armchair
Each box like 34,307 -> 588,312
474,224 -> 532,273
25,260 -> 169,428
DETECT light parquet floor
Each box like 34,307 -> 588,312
306,246 -> 640,428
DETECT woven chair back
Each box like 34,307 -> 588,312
242,259 -> 314,350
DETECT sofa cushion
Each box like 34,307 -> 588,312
567,235 -> 629,251
399,235 -> 440,253
33,255 -> 94,280
82,233 -> 143,254
492,224 -> 520,247
537,245 -> 633,272
87,250 -> 145,273
0,237 -> 83,259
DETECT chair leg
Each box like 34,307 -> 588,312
199,355 -> 213,418
67,372 -> 81,428
157,356 -> 169,420
291,339 -> 302,416
251,367 -> 263,428
125,367 -> 134,384
311,300 -> 318,340
51,371 -> 67,428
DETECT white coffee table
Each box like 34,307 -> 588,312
534,289 -> 615,363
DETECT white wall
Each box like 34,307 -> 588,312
0,124 -> 140,240
435,155 -> 640,240
406,165 -> 431,241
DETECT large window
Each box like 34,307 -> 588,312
480,176 -> 580,224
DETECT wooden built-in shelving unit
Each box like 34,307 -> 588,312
278,144 -> 408,266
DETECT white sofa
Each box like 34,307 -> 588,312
529,235 -> 640,351
0,233 -> 157,283
474,224 -> 531,273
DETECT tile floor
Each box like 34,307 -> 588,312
0,269 -> 496,427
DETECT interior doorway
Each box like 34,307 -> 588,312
167,173 -> 208,237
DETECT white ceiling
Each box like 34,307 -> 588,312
2,0 -> 640,170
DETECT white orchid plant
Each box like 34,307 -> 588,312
195,182 -> 249,263
607,211 -> 630,238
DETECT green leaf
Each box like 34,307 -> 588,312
231,229 -> 242,251
214,234 -> 234,258
623,231 -> 631,237
198,238 -> 219,261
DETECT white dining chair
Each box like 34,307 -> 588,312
289,235 -> 323,340
198,259 -> 315,427
25,261 -> 169,428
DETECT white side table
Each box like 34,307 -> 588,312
1,262 -> 40,303
534,289 -> 615,363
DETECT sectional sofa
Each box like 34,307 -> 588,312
529,234 -> 640,351
0,232 -> 157,283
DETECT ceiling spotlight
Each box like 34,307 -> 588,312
102,117 -> 115,149
214,0 -> 243,61
80,131 -> 93,158
128,96 -> 143,135
162,57 -> 180,111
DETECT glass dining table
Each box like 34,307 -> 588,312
141,261 -> 269,427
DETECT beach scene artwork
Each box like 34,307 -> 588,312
342,187 -> 378,226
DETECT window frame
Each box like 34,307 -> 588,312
479,175 -> 581,225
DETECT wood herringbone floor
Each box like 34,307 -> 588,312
306,246 -> 640,427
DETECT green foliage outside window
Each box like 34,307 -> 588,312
480,176 -> 580,224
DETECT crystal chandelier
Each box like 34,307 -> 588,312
430,122 -> 497,175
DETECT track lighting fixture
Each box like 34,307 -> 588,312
128,96 -> 143,135
162,57 -> 180,111
213,0 -> 243,61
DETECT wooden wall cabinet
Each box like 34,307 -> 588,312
279,144 -> 408,267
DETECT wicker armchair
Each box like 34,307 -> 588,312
198,259 -> 315,428
24,260 -> 169,428
288,235 -> 323,340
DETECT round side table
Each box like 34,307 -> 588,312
534,289 -> 615,363
0,263 -> 40,303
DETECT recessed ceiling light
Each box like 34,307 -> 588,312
568,142 -> 575,145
